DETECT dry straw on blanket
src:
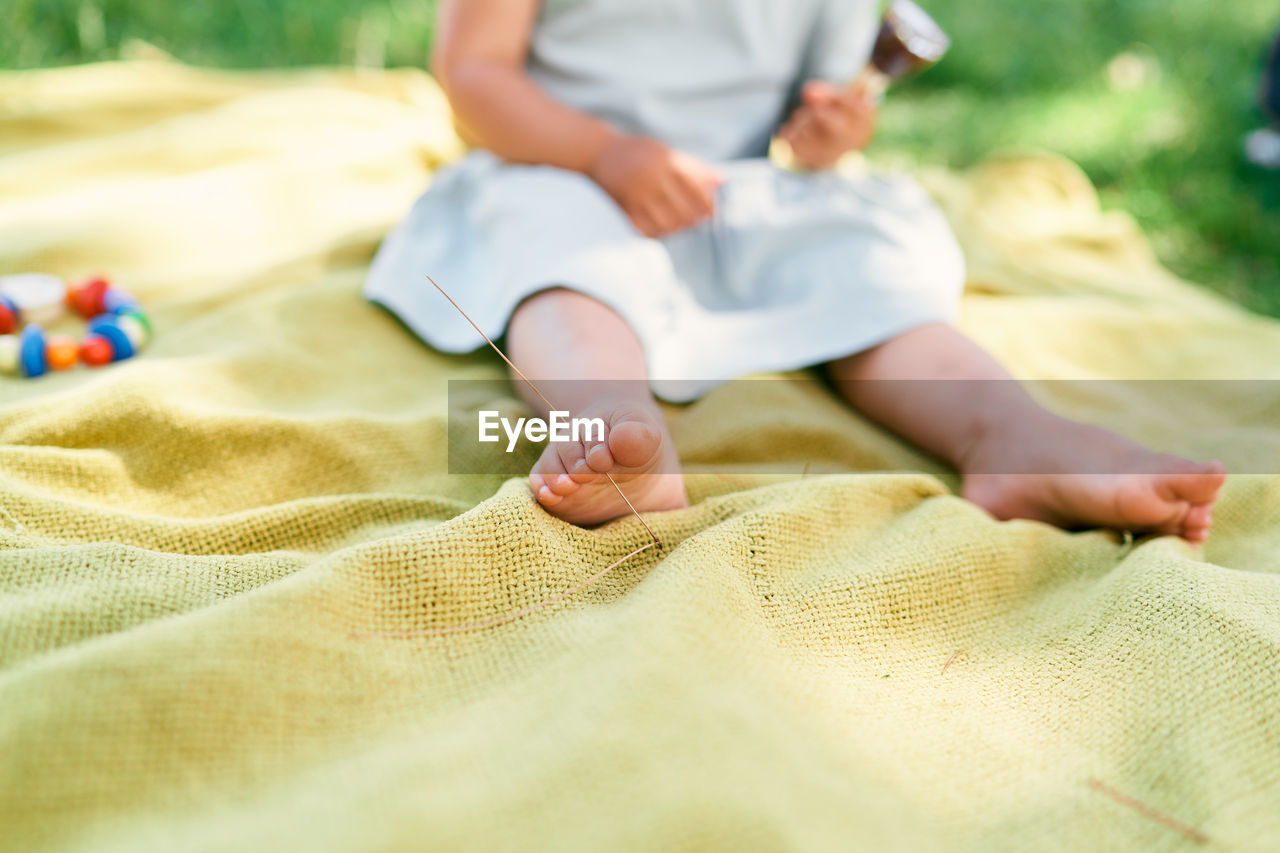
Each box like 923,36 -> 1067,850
349,275 -> 661,637
350,277 -> 1217,844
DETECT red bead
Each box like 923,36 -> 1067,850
0,304 -> 14,335
66,275 -> 108,306
46,335 -> 79,370
69,277 -> 109,320
79,335 -> 114,367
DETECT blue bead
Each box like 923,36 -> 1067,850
88,315 -> 135,360
19,324 -> 47,378
103,288 -> 140,314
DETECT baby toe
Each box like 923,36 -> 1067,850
568,456 -> 598,484
1161,461 -> 1227,506
608,418 -> 662,469
536,484 -> 564,507
547,472 -> 579,496
585,441 -> 615,473
1181,504 -> 1213,543
556,441 -> 594,484
533,441 -> 570,479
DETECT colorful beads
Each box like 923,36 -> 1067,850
0,295 -> 16,335
117,307 -> 151,336
19,325 -> 48,378
46,335 -> 79,371
102,288 -> 140,314
0,274 -> 66,326
0,273 -> 152,379
79,335 -> 114,367
87,315 -> 135,360
68,276 -> 109,320
116,315 -> 148,349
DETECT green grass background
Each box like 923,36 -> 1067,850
3,0 -> 1277,313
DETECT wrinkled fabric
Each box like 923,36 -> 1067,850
2,61 -> 1279,853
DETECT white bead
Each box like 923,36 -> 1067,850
0,334 -> 18,376
117,315 -> 148,348
0,273 -> 66,325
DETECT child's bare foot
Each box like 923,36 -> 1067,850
529,398 -> 687,526
961,414 -> 1226,543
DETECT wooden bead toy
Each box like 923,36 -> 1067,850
118,307 -> 152,336
116,315 -> 148,349
19,325 -> 48,378
79,335 -> 114,367
46,335 -> 79,371
0,295 -> 16,335
68,276 -> 109,320
0,273 -> 66,326
88,315 -> 135,360
0,273 -> 152,378
103,288 -> 140,314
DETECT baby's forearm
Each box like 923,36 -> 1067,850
438,60 -> 618,175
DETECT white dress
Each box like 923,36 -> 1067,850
365,0 -> 965,401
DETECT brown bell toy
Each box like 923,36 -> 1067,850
772,0 -> 949,169
853,0 -> 950,100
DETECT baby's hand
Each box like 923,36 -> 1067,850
588,135 -> 723,238
778,81 -> 878,170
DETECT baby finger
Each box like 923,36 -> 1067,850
641,200 -> 681,236
671,171 -> 714,219
628,207 -> 660,238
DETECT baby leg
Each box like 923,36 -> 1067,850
506,288 -> 687,525
828,324 -> 1225,542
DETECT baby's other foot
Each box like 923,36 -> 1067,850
962,415 -> 1226,543
529,398 -> 686,526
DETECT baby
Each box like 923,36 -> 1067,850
366,0 -> 1225,541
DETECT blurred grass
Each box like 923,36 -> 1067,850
2,0 -> 1277,313
887,1 -> 1280,314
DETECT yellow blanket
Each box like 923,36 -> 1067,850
2,61 -> 1279,851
